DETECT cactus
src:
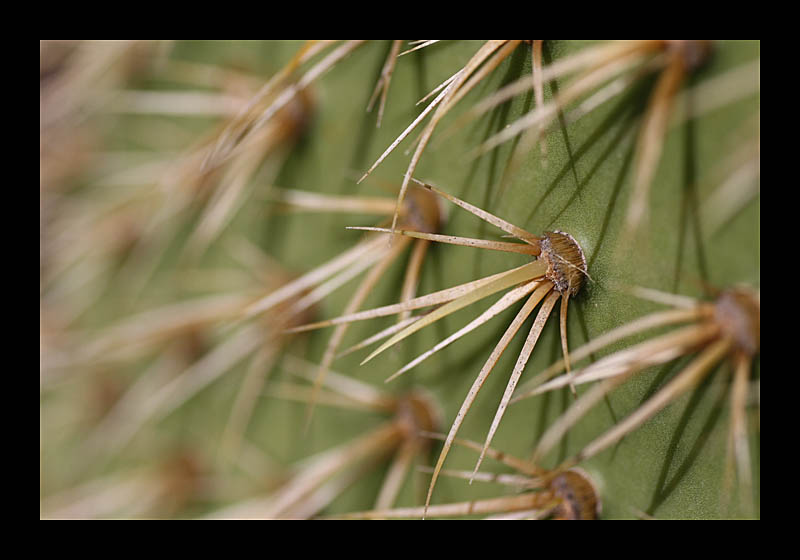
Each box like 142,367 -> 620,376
40,40 -> 759,519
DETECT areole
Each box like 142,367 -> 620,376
539,230 -> 588,296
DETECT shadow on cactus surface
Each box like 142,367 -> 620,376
40,40 -> 759,519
